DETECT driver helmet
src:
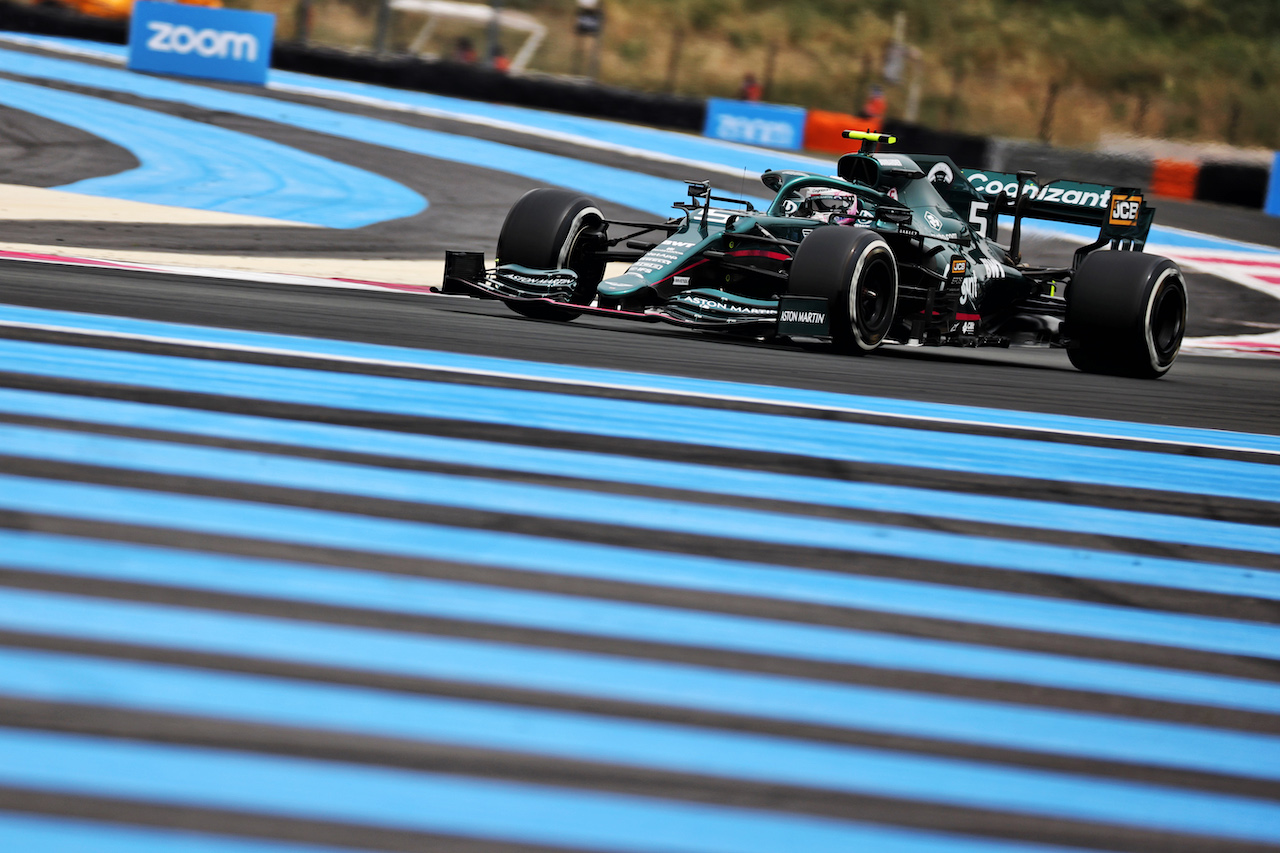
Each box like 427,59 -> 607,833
803,188 -> 858,223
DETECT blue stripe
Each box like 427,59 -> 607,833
8,34 -> 1278,257
0,727 -> 1103,853
3,337 -> 1278,504
7,530 -> 1280,715
3,473 -> 1278,661
0,812 -> 373,853
16,33 -> 821,179
4,647 -> 1279,843
2,587 -> 1279,780
2,422 -> 1277,603
4,302 -> 1278,456
0,387 -> 1275,557
11,34 -> 825,181
270,73 -> 829,175
0,47 -> 725,218
0,79 -> 423,228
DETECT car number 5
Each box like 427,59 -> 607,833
968,201 -> 989,239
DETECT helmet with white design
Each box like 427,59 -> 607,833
800,188 -> 858,223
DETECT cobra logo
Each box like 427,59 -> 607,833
147,21 -> 260,61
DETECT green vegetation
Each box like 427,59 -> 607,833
252,0 -> 1280,148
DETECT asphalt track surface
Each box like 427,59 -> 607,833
1,35 -> 1280,853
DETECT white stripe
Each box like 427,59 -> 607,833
2,307 -> 1279,457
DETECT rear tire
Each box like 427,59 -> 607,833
789,226 -> 898,354
1066,251 -> 1186,379
495,188 -> 606,321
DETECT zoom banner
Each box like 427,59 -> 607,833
703,98 -> 806,151
128,2 -> 275,86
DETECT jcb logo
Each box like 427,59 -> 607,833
146,21 -> 259,61
1109,194 -> 1142,226
950,259 -> 968,276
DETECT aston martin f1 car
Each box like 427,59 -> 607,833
444,131 -> 1187,378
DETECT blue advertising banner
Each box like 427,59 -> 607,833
1266,152 -> 1280,217
703,98 -> 806,151
128,2 -> 275,86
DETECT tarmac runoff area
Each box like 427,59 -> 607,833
0,184 -> 316,227
3,180 -> 1280,357
0,184 -> 446,286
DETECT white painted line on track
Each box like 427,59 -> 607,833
1183,329 -> 1280,357
1159,247 -> 1280,355
6,237 -> 1279,361
269,80 -> 773,182
1161,248 -> 1280,296
4,300 -> 1280,457
0,246 -> 443,294
0,32 -> 125,62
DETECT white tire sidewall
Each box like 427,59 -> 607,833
1143,266 -> 1184,374
846,237 -> 897,351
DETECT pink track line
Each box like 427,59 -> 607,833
0,248 -> 144,270
1174,254 -> 1280,269
0,249 -> 439,294
1195,341 -> 1280,355
333,277 -> 436,293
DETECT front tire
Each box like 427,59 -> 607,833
789,226 -> 898,353
1066,251 -> 1187,379
495,188 -> 607,321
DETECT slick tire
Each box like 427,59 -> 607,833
1066,251 -> 1187,379
790,226 -> 898,354
496,188 -> 607,322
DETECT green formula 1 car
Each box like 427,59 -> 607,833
445,131 -> 1187,378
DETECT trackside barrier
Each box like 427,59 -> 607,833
1265,153 -> 1280,217
128,2 -> 274,86
0,1 -> 127,43
804,117 -> 985,166
1149,158 -> 1199,200
884,121 -> 988,168
703,98 -> 806,150
269,42 -> 706,131
1196,162 -> 1269,210
985,139 -> 1152,192
804,109 -> 866,154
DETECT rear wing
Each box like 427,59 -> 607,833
960,168 -> 1154,252
907,155 -> 1155,264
